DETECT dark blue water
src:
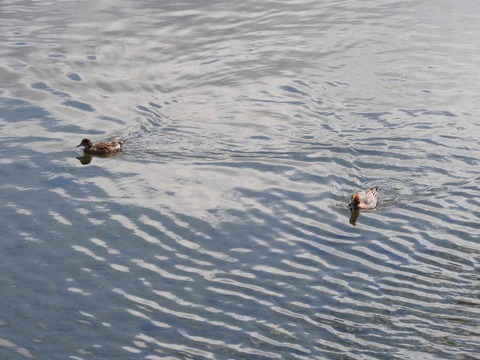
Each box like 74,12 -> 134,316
1,1 -> 479,359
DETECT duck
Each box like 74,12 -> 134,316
349,186 -> 379,210
76,138 -> 128,155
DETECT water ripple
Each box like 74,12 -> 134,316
1,0 -> 480,358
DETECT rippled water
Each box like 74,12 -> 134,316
1,0 -> 480,358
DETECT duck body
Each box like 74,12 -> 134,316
349,186 -> 378,210
77,138 -> 127,155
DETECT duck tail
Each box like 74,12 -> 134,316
369,186 -> 379,200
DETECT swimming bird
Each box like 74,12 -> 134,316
76,138 -> 128,155
349,186 -> 379,210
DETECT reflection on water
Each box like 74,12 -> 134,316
76,153 -> 93,165
1,0 -> 480,358
76,151 -> 122,165
349,208 -> 360,226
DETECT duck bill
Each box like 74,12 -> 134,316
76,143 -> 83,148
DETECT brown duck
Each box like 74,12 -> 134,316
349,186 -> 379,210
76,138 -> 128,155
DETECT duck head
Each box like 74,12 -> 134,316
349,194 -> 361,210
77,139 -> 93,148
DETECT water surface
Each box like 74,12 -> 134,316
1,0 -> 480,359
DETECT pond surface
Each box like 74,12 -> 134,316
1,0 -> 479,359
